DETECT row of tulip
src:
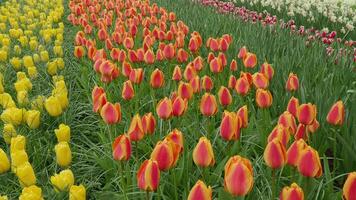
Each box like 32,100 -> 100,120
68,0 -> 355,199
196,0 -> 356,64
0,0 -> 85,199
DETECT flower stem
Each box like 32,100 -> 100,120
271,169 -> 276,200
146,190 -> 150,200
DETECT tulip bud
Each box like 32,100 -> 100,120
235,77 -> 250,96
165,129 -> 184,153
74,46 -> 85,58
1,107 -> 25,126
297,146 -> 322,178
144,49 -> 155,64
44,96 -> 63,117
19,185 -> 43,199
187,180 -> 212,200
142,113 -> 156,135
177,48 -> 188,63
252,72 -> 269,89
209,58 -> 222,73
297,103 -> 317,125
342,172 -> 356,200
193,137 -> 215,167
264,138 -> 286,169
163,43 -> 176,59
278,111 -> 297,135
178,82 -> 193,100
224,155 -> 254,197
228,75 -> 237,89
193,56 -> 204,71
190,76 -> 201,94
201,76 -> 214,91
137,159 -> 160,191
243,52 -> 257,68
294,123 -> 309,140
10,135 -> 26,153
230,59 -> 238,71
220,111 -> 241,141
55,124 -> 70,143
0,148 -> 10,174
16,162 -> 36,187
151,140 -> 179,171
279,183 -> 304,200
69,185 -> 86,200
3,123 -> 17,144
286,139 -> 308,167
150,69 -> 165,89
218,86 -> 232,107
287,96 -> 299,117
260,62 -> 274,80
200,93 -> 218,116
51,169 -> 75,192
24,110 -> 40,129
184,64 -> 197,81
237,106 -> 249,128
326,100 -> 345,126
127,114 -> 144,141
172,96 -> 188,117
55,142 -> 72,168
156,97 -> 173,119
189,37 -> 199,53
112,134 -> 131,161
268,125 -> 290,147
172,66 -> 182,81
255,89 -> 273,108
286,73 -> 299,92
100,102 -> 121,124
238,46 -> 247,59
122,80 -> 135,100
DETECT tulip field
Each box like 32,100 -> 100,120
0,0 -> 355,199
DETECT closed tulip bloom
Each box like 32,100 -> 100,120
235,77 -> 250,96
252,72 -> 269,89
200,93 -> 218,116
193,137 -> 215,167
260,62 -> 274,80
278,111 -> 297,135
156,97 -> 173,119
189,37 -> 200,52
184,64 -> 197,81
326,100 -> 345,126
3,123 -> 17,144
69,185 -> 86,200
286,139 -> 308,167
127,114 -> 144,141
165,129 -> 184,153
55,124 -> 70,143
243,52 -> 257,68
150,69 -> 165,89
92,86 -> 107,112
55,142 -> 72,168
193,56 -> 204,71
100,102 -> 121,124
240,72 -> 253,85
237,105 -> 248,128
209,58 -> 222,73
220,111 -> 241,141
264,138 -> 287,169
297,103 -> 317,125
122,80 -> 135,100
224,155 -> 254,197
201,76 -> 214,91
238,46 -> 248,59
297,146 -> 322,178
24,110 -> 40,129
172,66 -> 182,81
10,135 -> 26,153
16,162 -> 36,187
286,73 -> 299,92
44,96 -> 63,117
51,169 -> 75,192
19,185 -> 43,200
0,149 -> 10,174
112,134 -> 131,161
287,97 -> 299,118
230,59 -> 238,71
268,125 -> 290,147
172,96 -> 188,117
177,48 -> 189,63
137,159 -> 160,191
218,86 -> 232,107
256,89 -> 273,108
144,49 -> 155,64
280,183 -> 304,200
163,43 -> 176,59
151,140 -> 179,171
178,82 -> 193,100
129,68 -> 144,84
11,150 -> 28,170
343,172 -> 356,200
187,180 -> 212,200
74,46 -> 85,58
142,112 -> 156,135
294,123 -> 309,140
228,75 -> 237,89
190,76 -> 201,94
1,107 -> 25,126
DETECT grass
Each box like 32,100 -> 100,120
0,0 -> 355,199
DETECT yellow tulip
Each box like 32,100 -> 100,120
47,61 -> 58,75
3,123 -> 17,144
51,169 -> 74,192
24,110 -> 40,129
10,135 -> 26,153
0,148 -> 10,174
29,40 -> 38,51
27,67 -> 38,78
10,57 -> 22,71
0,195 -> 8,200
19,185 -> 43,200
1,107 -> 26,126
0,93 -> 16,109
55,124 -> 70,142
55,58 -> 64,70
55,142 -> 72,168
40,51 -> 49,62
32,54 -> 40,63
18,36 -> 28,47
31,95 -> 45,110
17,91 -> 29,105
16,162 -> 36,187
69,185 -> 86,200
44,96 -> 63,117
13,45 -> 21,55
53,46 -> 63,57
11,150 -> 28,170
23,56 -> 34,68
0,50 -> 7,62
